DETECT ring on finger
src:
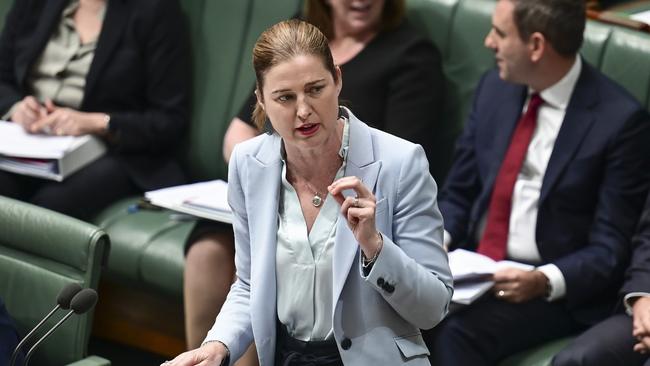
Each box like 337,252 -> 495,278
497,290 -> 505,297
353,197 -> 360,208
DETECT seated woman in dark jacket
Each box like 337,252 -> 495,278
0,0 -> 190,220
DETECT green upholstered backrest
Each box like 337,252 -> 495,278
0,196 -> 108,365
230,0 -> 303,123
179,0 -> 302,182
180,0 -> 253,181
600,27 -> 650,108
406,0 -> 494,183
581,20 -> 613,68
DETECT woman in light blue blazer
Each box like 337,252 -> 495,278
167,19 -> 452,366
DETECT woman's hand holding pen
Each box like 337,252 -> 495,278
328,176 -> 383,259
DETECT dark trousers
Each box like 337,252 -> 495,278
553,313 -> 650,366
275,324 -> 343,366
0,155 -> 138,220
424,295 -> 585,366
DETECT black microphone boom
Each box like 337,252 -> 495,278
9,283 -> 82,366
23,288 -> 98,366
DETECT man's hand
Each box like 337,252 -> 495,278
493,268 -> 548,303
632,296 -> 650,354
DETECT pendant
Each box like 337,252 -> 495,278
312,194 -> 323,207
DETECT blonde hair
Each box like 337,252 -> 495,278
252,19 -> 338,129
303,0 -> 406,40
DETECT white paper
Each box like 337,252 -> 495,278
145,180 -> 232,223
0,120 -> 76,158
631,10 -> 650,25
448,249 -> 534,304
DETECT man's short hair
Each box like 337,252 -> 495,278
512,0 -> 585,56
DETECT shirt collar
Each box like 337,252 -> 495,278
534,56 -> 582,110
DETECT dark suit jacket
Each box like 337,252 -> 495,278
439,62 -> 650,323
0,0 -> 190,189
621,194 -> 650,297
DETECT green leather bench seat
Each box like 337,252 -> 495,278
0,196 -> 110,366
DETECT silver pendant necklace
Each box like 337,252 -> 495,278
304,181 -> 324,207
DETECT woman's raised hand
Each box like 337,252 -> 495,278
328,176 -> 382,258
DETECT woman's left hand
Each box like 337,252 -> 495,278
29,99 -> 109,136
328,176 -> 382,257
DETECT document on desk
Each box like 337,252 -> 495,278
0,120 -> 106,181
145,180 -> 232,223
631,10 -> 650,25
448,249 -> 534,304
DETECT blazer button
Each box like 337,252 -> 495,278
341,337 -> 352,350
377,277 -> 385,286
385,284 -> 395,293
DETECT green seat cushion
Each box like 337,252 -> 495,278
93,198 -> 195,296
499,337 -> 574,366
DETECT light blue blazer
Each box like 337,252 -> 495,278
206,109 -> 453,365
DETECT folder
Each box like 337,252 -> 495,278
144,180 -> 232,223
0,121 -> 106,182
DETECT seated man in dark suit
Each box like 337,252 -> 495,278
0,297 -> 22,365
426,0 -> 650,364
553,194 -> 650,366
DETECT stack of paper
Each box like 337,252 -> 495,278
0,121 -> 106,181
145,180 -> 232,223
448,249 -> 534,304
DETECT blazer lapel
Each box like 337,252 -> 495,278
332,111 -> 381,309
246,135 -> 282,364
84,0 -> 128,102
16,0 -> 68,85
540,66 -> 598,203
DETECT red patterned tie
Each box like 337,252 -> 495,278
477,93 -> 544,260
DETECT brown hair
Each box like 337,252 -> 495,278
304,0 -> 405,40
511,0 -> 585,57
252,19 -> 338,129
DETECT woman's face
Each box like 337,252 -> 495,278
257,54 -> 342,153
328,0 -> 385,36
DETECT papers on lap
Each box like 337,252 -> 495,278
145,180 -> 232,223
448,249 -> 534,304
0,120 -> 106,181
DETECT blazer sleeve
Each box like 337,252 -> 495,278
620,194 -> 650,296
363,144 -> 453,330
204,146 -> 254,363
437,73 -> 489,248
0,0 -> 30,114
105,0 -> 190,154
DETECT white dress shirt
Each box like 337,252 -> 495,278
446,57 -> 582,301
275,118 -> 350,341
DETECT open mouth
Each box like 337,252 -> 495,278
296,123 -> 320,136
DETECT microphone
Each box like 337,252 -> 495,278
9,283 -> 82,366
23,288 -> 98,366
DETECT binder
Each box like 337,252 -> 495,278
0,121 -> 106,182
